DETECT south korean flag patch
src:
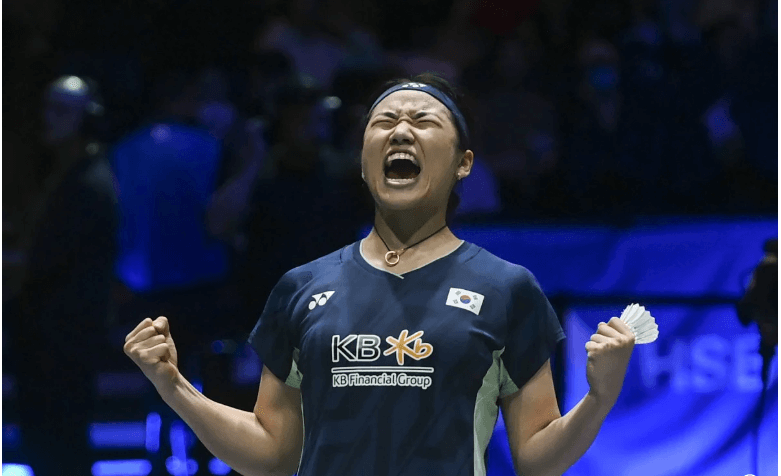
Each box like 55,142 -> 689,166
446,288 -> 484,316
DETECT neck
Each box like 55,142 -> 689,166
372,206 -> 448,251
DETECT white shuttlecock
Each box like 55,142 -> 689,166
619,303 -> 658,344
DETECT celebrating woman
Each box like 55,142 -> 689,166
124,72 -> 636,476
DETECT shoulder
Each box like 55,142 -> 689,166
460,243 -> 540,292
277,243 -> 352,289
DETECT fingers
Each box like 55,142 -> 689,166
125,318 -> 154,343
153,316 -> 169,336
128,326 -> 158,344
607,316 -> 633,336
585,341 -> 601,353
596,321 -> 623,339
124,316 -> 170,344
590,333 -> 611,344
124,333 -> 166,356
139,342 -> 172,365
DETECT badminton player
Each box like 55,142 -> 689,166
125,73 -> 636,476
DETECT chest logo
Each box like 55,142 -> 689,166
309,291 -> 335,310
446,288 -> 484,315
331,329 -> 433,365
384,330 -> 434,365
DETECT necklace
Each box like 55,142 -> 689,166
375,224 -> 448,266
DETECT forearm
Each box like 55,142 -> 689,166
516,392 -> 612,476
158,374 -> 285,476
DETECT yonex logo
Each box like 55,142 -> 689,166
309,291 -> 335,310
404,82 -> 427,88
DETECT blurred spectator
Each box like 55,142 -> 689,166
110,70 -> 248,378
257,0 -> 348,88
246,49 -> 295,119
239,75 -> 365,313
7,75 -> 118,475
467,25 -> 563,219
559,38 -> 635,216
388,0 -> 492,83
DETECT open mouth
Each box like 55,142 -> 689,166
384,153 -> 421,180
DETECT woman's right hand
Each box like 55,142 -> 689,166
124,316 -> 180,393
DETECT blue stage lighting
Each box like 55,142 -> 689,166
3,424 -> 21,449
165,457 -> 198,476
146,413 -> 162,453
89,422 -> 146,449
208,458 -> 232,475
91,460 -> 152,476
2,464 -> 34,476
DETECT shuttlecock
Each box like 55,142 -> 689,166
619,303 -> 658,344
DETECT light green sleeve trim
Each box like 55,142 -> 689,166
473,348 -> 506,476
285,347 -> 303,389
498,354 -> 520,398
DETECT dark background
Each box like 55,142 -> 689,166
2,0 -> 777,474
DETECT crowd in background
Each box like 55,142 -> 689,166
4,0 -> 778,378
2,0 -> 776,472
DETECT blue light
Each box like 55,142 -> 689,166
2,464 -> 34,476
233,351 -> 261,384
208,459 -> 232,475
91,460 -> 152,476
165,457 -> 198,476
146,413 -> 161,453
3,424 -> 21,449
211,340 -> 225,354
169,422 -> 190,476
192,381 -> 203,393
89,422 -> 146,449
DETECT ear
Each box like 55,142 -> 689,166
456,150 -> 474,180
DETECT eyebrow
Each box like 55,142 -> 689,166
375,110 -> 440,120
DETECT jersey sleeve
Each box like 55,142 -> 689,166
499,269 -> 566,397
247,271 -> 303,388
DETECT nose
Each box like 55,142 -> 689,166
390,121 -> 414,145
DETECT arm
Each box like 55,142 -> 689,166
125,317 -> 303,476
501,361 -> 611,476
502,317 -> 635,476
159,367 -> 303,476
502,361 -> 609,476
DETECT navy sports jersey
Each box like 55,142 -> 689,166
248,239 -> 566,476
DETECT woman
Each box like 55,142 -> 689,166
124,73 -> 636,476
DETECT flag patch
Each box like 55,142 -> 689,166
446,288 -> 484,315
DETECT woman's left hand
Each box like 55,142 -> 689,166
585,317 -> 636,410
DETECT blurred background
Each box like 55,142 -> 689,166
2,0 -> 777,475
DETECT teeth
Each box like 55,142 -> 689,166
386,152 -> 418,167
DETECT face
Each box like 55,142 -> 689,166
361,89 -> 473,213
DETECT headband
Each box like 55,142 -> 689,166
368,82 -> 470,146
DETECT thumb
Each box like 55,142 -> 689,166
153,316 -> 169,335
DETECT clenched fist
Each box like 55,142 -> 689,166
124,316 -> 180,393
584,317 -> 635,409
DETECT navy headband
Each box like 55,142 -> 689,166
368,82 -> 470,146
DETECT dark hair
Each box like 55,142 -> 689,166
362,72 -> 474,220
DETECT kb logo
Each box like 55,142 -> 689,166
332,335 -> 382,362
332,330 -> 433,365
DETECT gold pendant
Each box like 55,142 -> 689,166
385,250 -> 400,266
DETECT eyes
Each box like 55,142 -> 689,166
371,118 -> 439,128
